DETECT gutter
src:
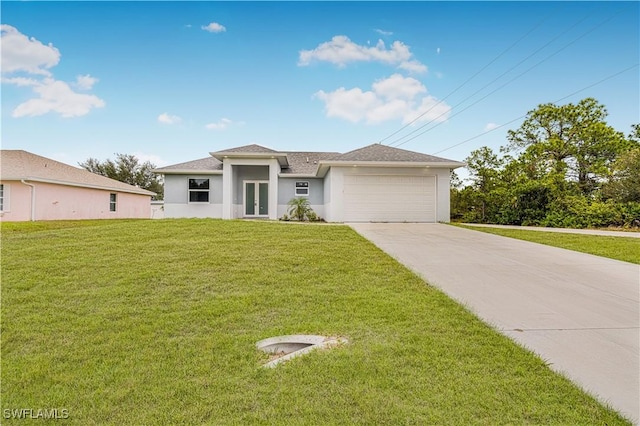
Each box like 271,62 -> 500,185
21,179 -> 36,221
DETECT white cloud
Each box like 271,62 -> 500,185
158,113 -> 182,125
74,74 -> 98,90
11,78 -> 105,118
484,122 -> 500,131
0,25 -> 60,76
375,29 -> 393,36
315,73 -> 450,124
436,47 -> 441,55
1,76 -> 40,87
298,35 -> 427,74
315,88 -> 378,123
2,25 -> 105,118
202,22 -> 226,33
205,118 -> 233,130
398,60 -> 427,74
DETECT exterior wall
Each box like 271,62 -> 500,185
0,181 -> 31,222
221,158 -> 279,220
434,168 -> 452,222
324,166 -> 452,223
163,174 -> 223,218
0,180 -> 151,221
277,177 -> 324,219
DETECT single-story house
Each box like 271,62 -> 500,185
154,143 -> 464,223
0,150 -> 155,222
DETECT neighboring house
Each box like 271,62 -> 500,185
0,150 -> 155,222
155,143 -> 464,223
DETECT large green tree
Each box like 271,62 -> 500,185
79,154 -> 163,200
506,98 -> 629,197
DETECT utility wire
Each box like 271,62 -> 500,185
431,63 -> 638,156
377,6 -> 557,145
388,11 -> 593,147
391,11 -> 623,149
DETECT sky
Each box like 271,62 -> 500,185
1,1 -> 638,177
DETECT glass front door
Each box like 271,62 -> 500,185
244,181 -> 268,216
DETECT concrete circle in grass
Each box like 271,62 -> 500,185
256,335 -> 348,368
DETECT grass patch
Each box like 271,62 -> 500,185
1,219 -> 631,424
457,225 -> 640,264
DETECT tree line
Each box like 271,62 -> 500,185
452,98 -> 639,228
79,154 -> 164,200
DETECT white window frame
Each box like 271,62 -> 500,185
0,183 -> 8,212
295,181 -> 309,197
188,178 -> 210,203
109,193 -> 117,212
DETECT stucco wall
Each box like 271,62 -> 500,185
164,174 -> 223,204
0,180 -> 151,221
0,181 -> 31,221
277,177 -> 324,205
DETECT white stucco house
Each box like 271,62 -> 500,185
154,143 -> 465,223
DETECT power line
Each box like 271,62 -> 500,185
431,63 -> 638,156
388,10 -> 594,147
391,10 -> 623,149
376,5 -> 559,145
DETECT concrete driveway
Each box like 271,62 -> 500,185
350,223 -> 640,424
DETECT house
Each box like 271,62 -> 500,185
155,144 -> 464,223
0,150 -> 155,221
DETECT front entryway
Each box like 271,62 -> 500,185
244,181 -> 269,217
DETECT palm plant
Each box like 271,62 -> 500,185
287,197 -> 312,221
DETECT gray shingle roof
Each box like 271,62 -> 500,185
156,144 -> 462,175
212,144 -> 279,154
329,144 -> 456,163
0,150 -> 155,195
154,157 -> 222,173
280,151 -> 340,174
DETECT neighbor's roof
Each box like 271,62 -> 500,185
0,150 -> 155,196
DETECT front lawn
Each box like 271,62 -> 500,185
457,225 -> 640,264
1,219 -> 630,424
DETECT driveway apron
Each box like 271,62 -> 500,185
350,223 -> 640,424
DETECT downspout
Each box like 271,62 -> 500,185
21,179 -> 36,221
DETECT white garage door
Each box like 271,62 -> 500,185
343,175 -> 436,222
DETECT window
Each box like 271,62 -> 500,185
110,193 -> 117,212
0,184 -> 5,211
189,179 -> 210,203
295,181 -> 309,196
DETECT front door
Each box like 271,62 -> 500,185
244,181 -> 269,217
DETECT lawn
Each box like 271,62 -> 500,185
1,219 -> 631,425
457,225 -> 640,264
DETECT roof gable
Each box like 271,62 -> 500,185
212,144 -> 279,154
330,144 -> 456,163
154,157 -> 222,173
0,150 -> 155,196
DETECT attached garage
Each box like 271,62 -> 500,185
343,174 -> 436,222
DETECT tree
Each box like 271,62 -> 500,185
602,147 -> 640,203
463,146 -> 504,222
79,153 -> 163,200
506,98 -> 629,197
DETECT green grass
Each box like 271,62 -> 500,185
1,219 -> 631,425
457,225 -> 640,264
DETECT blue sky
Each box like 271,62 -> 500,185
1,1 -> 638,175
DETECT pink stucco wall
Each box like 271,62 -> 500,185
0,180 -> 151,221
